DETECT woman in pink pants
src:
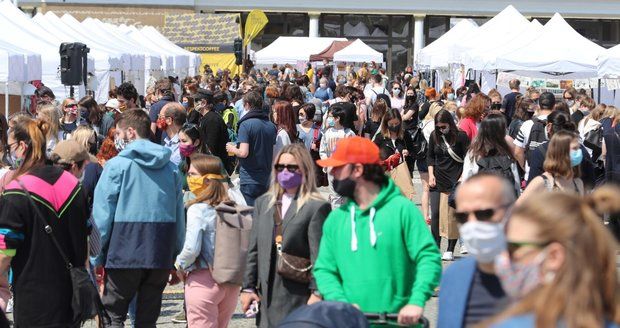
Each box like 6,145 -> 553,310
175,154 -> 240,328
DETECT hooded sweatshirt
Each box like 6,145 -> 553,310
93,139 -> 185,269
313,179 -> 441,312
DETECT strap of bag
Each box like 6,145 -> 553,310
17,179 -> 73,270
273,201 -> 283,246
441,135 -> 464,163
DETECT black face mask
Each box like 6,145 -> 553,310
491,103 -> 502,110
333,176 -> 356,199
388,124 -> 401,133
405,95 -> 415,103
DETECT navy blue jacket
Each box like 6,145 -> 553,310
438,257 -> 477,328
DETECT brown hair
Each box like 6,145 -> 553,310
485,191 -> 619,327
186,154 -> 229,207
380,108 -> 404,140
370,98 -> 388,122
463,93 -> 487,120
580,97 -> 596,111
273,101 -> 297,142
116,109 -> 151,139
543,131 -> 580,179
96,127 -> 118,164
11,118 -> 49,178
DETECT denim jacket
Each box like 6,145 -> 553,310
175,203 -> 216,272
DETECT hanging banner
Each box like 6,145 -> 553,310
244,10 -> 268,46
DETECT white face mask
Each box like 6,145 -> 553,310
459,220 -> 506,263
393,89 -> 401,96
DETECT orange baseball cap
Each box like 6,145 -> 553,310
316,136 -> 381,168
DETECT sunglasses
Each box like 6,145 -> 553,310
507,241 -> 550,259
274,164 -> 300,172
65,104 -> 78,108
454,205 -> 510,224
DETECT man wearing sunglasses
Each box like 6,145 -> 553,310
438,173 -> 516,327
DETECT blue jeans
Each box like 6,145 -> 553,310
240,183 -> 268,206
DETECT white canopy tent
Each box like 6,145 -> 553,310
255,37 -> 347,65
333,39 -> 383,63
451,6 -> 531,66
417,19 -> 478,69
465,20 -> 544,71
496,13 -> 606,79
598,44 -> 620,79
139,26 -> 199,76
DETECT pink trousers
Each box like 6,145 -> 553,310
185,269 -> 240,328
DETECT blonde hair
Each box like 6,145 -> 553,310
36,103 -> 60,142
186,154 -> 230,207
71,125 -> 95,151
485,191 -> 619,327
268,144 -> 324,209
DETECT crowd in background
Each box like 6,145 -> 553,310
0,58 -> 616,328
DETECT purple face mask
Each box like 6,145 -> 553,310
277,169 -> 303,190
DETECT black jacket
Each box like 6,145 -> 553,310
243,195 -> 331,327
373,133 -> 415,173
199,110 -> 230,171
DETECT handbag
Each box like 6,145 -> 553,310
273,202 -> 312,284
17,180 -> 110,327
389,161 -> 415,201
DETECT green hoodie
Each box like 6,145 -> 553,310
314,178 -> 441,312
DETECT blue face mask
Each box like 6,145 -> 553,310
570,149 -> 583,167
181,102 -> 189,109
327,117 -> 336,127
214,103 -> 226,112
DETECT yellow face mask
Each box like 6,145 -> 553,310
187,173 -> 225,195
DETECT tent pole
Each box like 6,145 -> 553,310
5,82 -> 8,119
495,70 -> 498,88
597,79 -> 601,104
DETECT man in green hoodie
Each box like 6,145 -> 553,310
314,136 -> 441,326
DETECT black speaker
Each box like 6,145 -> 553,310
59,42 -> 90,86
234,38 -> 243,66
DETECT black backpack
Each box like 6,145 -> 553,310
525,117 -> 548,155
409,125 -> 428,159
477,155 -> 518,195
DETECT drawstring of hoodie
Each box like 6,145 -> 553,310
350,205 -> 378,252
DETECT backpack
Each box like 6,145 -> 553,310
410,125 -> 428,159
525,117 -> 548,154
211,201 -> 254,286
477,155 -> 518,195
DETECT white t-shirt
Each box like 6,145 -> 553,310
364,86 -> 388,105
274,129 -> 291,159
513,114 -> 549,149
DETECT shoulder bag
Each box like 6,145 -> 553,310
274,202 -> 312,284
17,180 -> 110,327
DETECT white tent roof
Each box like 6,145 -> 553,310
85,18 -> 162,71
111,24 -> 174,72
255,37 -> 347,65
465,20 -> 544,71
461,20 -> 543,70
140,26 -> 199,75
69,15 -> 146,71
417,19 -> 478,69
450,5 -> 531,65
496,13 -> 606,79
32,12 -> 121,72
598,44 -> 620,79
333,39 -> 383,63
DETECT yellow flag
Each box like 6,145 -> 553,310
244,10 -> 268,46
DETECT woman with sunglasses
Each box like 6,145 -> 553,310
518,131 -> 585,205
241,143 -> 331,328
486,191 -> 619,327
59,98 -> 79,140
427,109 -> 470,261
174,154 -> 239,328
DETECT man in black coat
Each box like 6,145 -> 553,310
194,89 -> 231,172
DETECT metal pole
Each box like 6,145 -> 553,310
597,79 -> 601,104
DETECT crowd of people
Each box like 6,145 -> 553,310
0,60 -> 616,328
